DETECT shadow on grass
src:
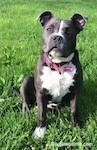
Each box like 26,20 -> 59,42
79,79 -> 97,122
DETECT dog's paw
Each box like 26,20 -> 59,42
33,127 -> 46,139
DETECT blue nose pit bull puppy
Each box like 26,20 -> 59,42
20,11 -> 88,138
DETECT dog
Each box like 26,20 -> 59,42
20,11 -> 88,138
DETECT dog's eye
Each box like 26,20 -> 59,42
64,27 -> 71,34
47,27 -> 52,32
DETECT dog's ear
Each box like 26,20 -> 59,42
71,13 -> 88,32
38,11 -> 53,26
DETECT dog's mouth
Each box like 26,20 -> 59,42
47,46 -> 74,63
48,46 -> 58,53
48,47 -> 62,58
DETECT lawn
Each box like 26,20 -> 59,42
0,0 -> 97,149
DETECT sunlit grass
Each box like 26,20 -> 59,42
0,0 -> 97,149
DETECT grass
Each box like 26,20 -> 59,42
0,0 -> 97,149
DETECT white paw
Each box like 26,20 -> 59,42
33,127 -> 46,139
47,103 -> 58,109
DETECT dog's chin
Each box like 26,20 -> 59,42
48,50 -> 74,63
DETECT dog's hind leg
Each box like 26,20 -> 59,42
20,76 -> 36,113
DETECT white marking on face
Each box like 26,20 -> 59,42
33,127 -> 46,139
40,62 -> 77,102
57,20 -> 64,37
52,20 -> 64,38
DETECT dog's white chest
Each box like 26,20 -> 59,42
40,63 -> 77,102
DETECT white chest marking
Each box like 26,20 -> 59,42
40,62 -> 77,102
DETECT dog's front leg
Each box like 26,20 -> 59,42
33,90 -> 47,138
70,94 -> 80,126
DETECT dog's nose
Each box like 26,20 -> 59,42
53,35 -> 63,43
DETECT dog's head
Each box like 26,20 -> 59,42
39,11 -> 88,63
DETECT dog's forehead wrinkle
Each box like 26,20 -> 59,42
61,20 -> 73,27
45,18 -> 60,28
45,18 -> 72,29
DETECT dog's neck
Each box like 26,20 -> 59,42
43,53 -> 74,74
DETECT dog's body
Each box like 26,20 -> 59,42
20,11 -> 87,138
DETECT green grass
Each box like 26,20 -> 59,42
0,0 -> 97,149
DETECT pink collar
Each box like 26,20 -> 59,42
45,55 -> 73,74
